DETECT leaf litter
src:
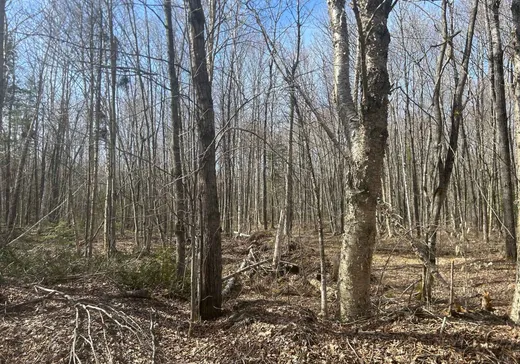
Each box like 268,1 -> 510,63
1,231 -> 519,363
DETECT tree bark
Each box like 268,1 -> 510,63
509,0 -> 520,324
422,0 -> 479,302
7,65 -> 45,237
104,0 -> 117,257
164,0 -> 187,278
262,59 -> 274,231
0,0 -> 6,232
186,0 -> 222,320
488,0 -> 517,261
298,103 -> 327,317
328,0 -> 392,320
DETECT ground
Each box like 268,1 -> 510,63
1,229 -> 519,363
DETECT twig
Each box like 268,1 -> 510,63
149,310 -> 156,364
35,285 -> 76,301
346,337 -> 362,363
439,316 -> 447,335
31,285 -> 153,362
99,313 -> 113,363
449,260 -> 454,312
85,308 -> 99,364
69,306 -> 82,364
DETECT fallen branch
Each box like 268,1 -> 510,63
223,259 -> 269,282
223,246 -> 269,297
150,310 -> 157,364
34,285 -> 75,300
234,231 -> 251,238
24,286 -> 154,362
4,291 -> 56,312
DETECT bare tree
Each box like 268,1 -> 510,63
510,0 -> 520,324
7,58 -> 46,237
421,0 -> 479,302
186,0 -> 222,320
164,0 -> 187,279
104,0 -> 117,257
327,0 -> 392,319
487,0 -> 516,262
0,0 -> 6,233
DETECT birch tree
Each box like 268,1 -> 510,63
327,0 -> 392,319
510,0 -> 520,324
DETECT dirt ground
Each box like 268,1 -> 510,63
1,230 -> 519,363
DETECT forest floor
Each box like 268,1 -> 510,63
1,228 -> 519,363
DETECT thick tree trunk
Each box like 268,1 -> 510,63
0,0 -> 6,232
328,0 -> 359,138
186,0 -> 222,320
328,0 -> 391,320
510,0 -> 520,324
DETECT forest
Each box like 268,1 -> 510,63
1,0 -> 520,362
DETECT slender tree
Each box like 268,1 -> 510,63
487,0 -> 516,261
422,0 -> 479,302
104,0 -> 117,257
164,0 -> 187,279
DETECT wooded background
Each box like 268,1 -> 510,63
1,0 -> 520,322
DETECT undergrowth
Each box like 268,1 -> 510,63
114,247 -> 188,293
0,227 -> 188,297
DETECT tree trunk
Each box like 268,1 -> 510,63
7,63 -> 45,237
488,0 -> 517,261
509,0 -> 520,324
328,0 -> 392,320
186,0 -> 222,320
299,104 -> 327,317
262,59 -> 274,231
164,0 -> 187,278
0,0 -> 6,232
104,0 -> 117,257
422,0 -> 479,302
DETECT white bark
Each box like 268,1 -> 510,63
510,0 -> 520,323
327,0 -> 392,320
